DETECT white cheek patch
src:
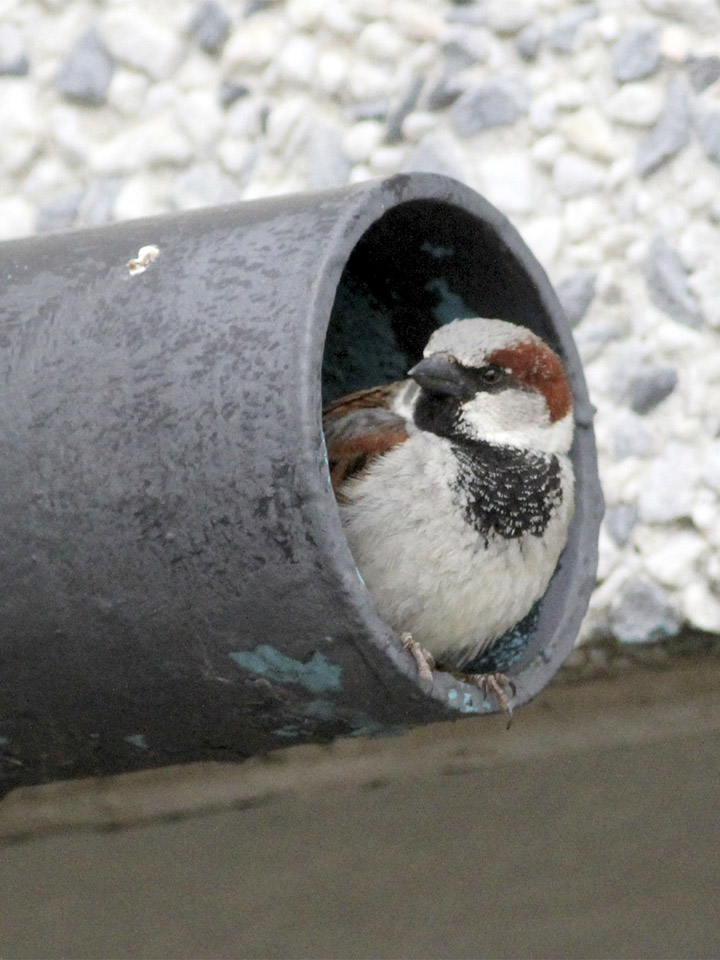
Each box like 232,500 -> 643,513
459,390 -> 573,453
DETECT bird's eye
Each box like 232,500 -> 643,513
479,365 -> 505,385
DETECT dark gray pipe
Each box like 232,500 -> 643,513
0,173 -> 603,795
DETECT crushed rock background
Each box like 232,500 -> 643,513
2,0 -> 720,650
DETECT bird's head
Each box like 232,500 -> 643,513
408,317 -> 574,454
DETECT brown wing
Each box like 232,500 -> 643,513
323,381 -> 410,492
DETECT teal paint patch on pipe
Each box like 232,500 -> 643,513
447,689 -> 480,714
274,726 -> 300,739
304,699 -> 337,720
229,644 -> 342,694
125,733 -> 148,749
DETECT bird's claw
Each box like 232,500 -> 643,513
465,672 -> 517,728
401,632 -> 435,693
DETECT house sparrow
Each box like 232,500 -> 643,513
323,317 -> 575,720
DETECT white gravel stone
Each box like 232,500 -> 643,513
638,442 -> 700,523
520,216 -> 563,266
106,69 -> 151,116
682,582 -> 720,633
553,80 -> 589,110
98,10 -> 182,80
225,98 -> 268,140
559,107 -> 619,161
0,196 -> 35,239
316,50 -> 348,95
644,0 -> 720,33
659,25 -> 691,63
223,15 -> 288,68
357,21 -> 407,60
605,83 -> 663,127
387,2 -> 443,41
89,118 -> 193,172
275,35 -> 317,86
286,0 -> 326,31
531,133 -> 566,168
477,152 -> 536,214
643,531 -> 706,589
175,89 -> 224,149
553,152 -> 606,197
482,0 -> 534,36
343,122 -> 385,164
370,145 -> 406,173
690,267 -> 720,328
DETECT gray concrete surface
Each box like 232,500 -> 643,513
1,655 -> 719,959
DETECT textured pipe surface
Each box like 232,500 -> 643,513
0,174 -> 603,794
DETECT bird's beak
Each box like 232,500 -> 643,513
408,354 -> 473,400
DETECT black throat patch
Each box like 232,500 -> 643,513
451,438 -> 564,544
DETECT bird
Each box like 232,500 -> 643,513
322,317 -> 575,721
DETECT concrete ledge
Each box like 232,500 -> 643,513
2,646 -> 719,842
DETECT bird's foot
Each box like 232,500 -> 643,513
464,672 -> 517,728
401,632 -> 435,693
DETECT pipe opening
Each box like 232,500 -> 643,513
321,198 -> 569,677
322,198 -> 560,404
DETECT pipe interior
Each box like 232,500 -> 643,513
322,198 -> 558,404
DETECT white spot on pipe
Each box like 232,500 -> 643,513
127,244 -> 160,276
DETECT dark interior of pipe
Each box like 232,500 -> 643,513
321,198 -> 562,674
322,198 -> 560,404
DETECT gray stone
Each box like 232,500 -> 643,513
629,367 -> 679,414
219,81 -> 250,109
303,124 -> 351,189
425,74 -> 465,111
612,411 -> 656,459
556,270 -> 597,327
350,100 -> 390,122
574,322 -> 624,362
0,53 -> 28,76
403,131 -> 468,182
694,106 -> 720,165
636,77 -> 690,178
442,34 -> 486,73
56,27 -> 115,107
76,177 -> 124,227
685,54 -> 720,92
547,4 -> 599,54
450,79 -> 528,137
35,191 -> 83,234
604,504 -> 639,547
190,1 -> 232,54
516,24 -> 543,61
385,74 -> 425,144
645,235 -> 703,328
612,24 -> 661,83
609,577 -> 681,643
